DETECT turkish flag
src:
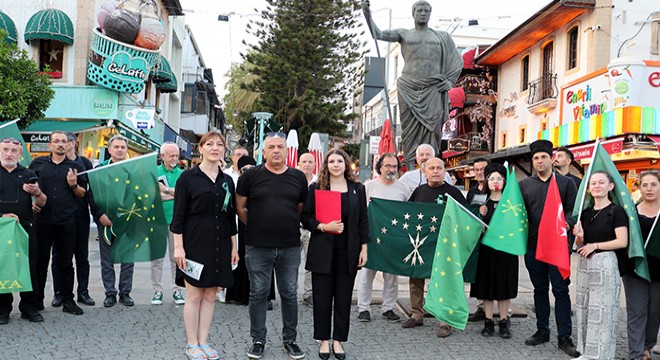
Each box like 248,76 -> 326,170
536,174 -> 571,279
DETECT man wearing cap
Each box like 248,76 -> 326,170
519,139 -> 579,357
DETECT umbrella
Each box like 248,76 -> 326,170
308,133 -> 323,175
462,47 -> 477,69
378,119 -> 395,155
286,129 -> 299,168
449,87 -> 466,108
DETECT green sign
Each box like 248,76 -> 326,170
44,86 -> 118,120
117,125 -> 159,152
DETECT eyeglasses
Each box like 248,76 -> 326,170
1,137 -> 22,145
50,139 -> 69,144
265,132 -> 287,140
382,164 -> 398,169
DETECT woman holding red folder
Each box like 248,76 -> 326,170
302,149 -> 369,360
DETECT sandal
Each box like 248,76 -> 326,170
185,344 -> 208,359
200,344 -> 220,360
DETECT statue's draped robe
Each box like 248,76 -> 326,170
397,30 -> 463,166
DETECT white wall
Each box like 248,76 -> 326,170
609,0 -> 660,60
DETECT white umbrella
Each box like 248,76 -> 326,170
308,133 -> 323,175
286,129 -> 299,168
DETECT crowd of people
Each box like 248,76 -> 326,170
1,131 -> 660,360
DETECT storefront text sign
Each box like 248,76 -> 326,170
568,137 -> 623,161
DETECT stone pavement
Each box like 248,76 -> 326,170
1,228 -> 658,360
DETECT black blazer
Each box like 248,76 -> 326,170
301,181 -> 370,275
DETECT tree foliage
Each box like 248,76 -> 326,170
223,61 -> 262,135
243,0 -> 366,148
0,31 -> 54,129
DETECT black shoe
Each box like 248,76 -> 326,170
247,342 -> 265,359
284,342 -> 305,359
62,300 -> 83,315
20,311 -> 44,323
481,319 -> 495,336
302,296 -> 313,308
319,351 -> 330,360
103,295 -> 117,308
498,318 -> 511,339
51,292 -> 63,307
401,318 -> 423,328
332,343 -> 346,360
558,337 -> 580,357
77,291 -> 95,306
468,307 -> 486,322
383,310 -> 400,321
267,300 -> 273,311
525,330 -> 550,346
0,313 -> 9,325
358,310 -> 371,322
119,293 -> 134,307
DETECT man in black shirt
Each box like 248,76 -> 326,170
236,134 -> 308,360
28,131 -> 86,316
0,137 -> 47,324
50,132 -> 95,308
402,157 -> 467,338
554,146 -> 582,189
519,139 -> 579,357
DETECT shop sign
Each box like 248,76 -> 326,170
125,108 -> 155,130
22,133 -> 50,143
561,71 -> 609,123
30,143 -> 50,152
369,136 -> 380,154
104,52 -> 149,83
608,58 -> 646,109
649,71 -> 660,88
568,137 -> 623,161
117,126 -> 159,152
44,86 -> 118,120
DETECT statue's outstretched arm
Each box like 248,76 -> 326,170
362,0 -> 402,42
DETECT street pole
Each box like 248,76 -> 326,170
252,112 -> 272,165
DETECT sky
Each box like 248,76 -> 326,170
178,0 -> 552,99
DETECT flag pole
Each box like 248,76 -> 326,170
77,152 -> 159,176
576,138 -> 601,221
0,119 -> 20,130
644,207 -> 660,249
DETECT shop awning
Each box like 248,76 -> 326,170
24,8 -> 74,45
22,120 -> 105,134
0,11 -> 17,45
115,120 -> 161,153
151,55 -> 178,93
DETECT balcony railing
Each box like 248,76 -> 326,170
526,73 -> 558,105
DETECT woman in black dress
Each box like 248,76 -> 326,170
471,163 -> 518,338
302,149 -> 369,360
172,131 -> 239,360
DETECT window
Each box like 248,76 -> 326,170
181,84 -> 194,113
519,126 -> 527,144
542,41 -> 554,98
567,26 -> 579,70
38,40 -> 65,78
521,55 -> 530,92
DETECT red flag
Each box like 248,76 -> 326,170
536,174 -> 571,279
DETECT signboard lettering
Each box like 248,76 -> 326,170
649,71 -> 660,88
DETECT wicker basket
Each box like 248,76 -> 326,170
87,28 -> 159,94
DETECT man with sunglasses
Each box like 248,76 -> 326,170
0,137 -> 47,324
236,133 -> 308,359
28,131 -> 87,316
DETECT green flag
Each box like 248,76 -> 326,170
481,167 -> 529,255
571,141 -> 650,282
87,153 -> 167,263
424,195 -> 485,330
0,120 -> 31,167
366,198 -> 445,278
0,218 -> 32,294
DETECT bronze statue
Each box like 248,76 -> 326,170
363,0 -> 463,168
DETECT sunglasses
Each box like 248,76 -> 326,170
1,137 -> 22,145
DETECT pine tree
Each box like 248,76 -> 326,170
243,0 -> 365,148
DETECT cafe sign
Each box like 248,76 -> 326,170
117,126 -> 159,152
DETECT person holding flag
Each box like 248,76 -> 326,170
172,131 -> 239,360
519,139 -> 579,357
624,170 -> 660,360
572,171 -> 628,360
471,162 -> 518,339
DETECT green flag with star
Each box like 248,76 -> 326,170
571,141 -> 650,281
87,153 -> 167,263
481,167 -> 529,255
424,195 -> 485,330
0,218 -> 32,294
366,198 -> 445,278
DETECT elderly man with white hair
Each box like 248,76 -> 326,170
398,144 -> 452,194
150,142 -> 186,305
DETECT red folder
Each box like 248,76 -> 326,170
315,190 -> 341,234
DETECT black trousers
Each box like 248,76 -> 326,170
0,220 -> 39,315
51,215 -> 91,296
312,252 -> 357,342
36,221 -> 76,303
